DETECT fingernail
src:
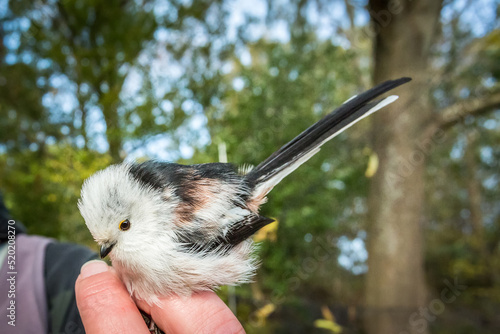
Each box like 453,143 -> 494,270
80,260 -> 109,279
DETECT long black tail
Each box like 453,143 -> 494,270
246,77 -> 411,196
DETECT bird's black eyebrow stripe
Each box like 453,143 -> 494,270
128,161 -> 187,191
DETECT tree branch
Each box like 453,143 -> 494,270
439,89 -> 500,128
423,89 -> 500,140
343,0 -> 355,30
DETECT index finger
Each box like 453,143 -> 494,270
136,291 -> 245,334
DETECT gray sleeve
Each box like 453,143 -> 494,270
44,242 -> 98,334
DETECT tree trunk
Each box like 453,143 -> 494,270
99,86 -> 122,163
364,1 -> 443,333
103,107 -> 122,163
465,131 -> 484,249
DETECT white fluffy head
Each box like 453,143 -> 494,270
78,164 -> 177,259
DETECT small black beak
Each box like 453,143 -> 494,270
100,242 -> 115,259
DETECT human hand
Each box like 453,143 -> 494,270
75,260 -> 245,334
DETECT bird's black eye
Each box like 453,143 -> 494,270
119,219 -> 131,231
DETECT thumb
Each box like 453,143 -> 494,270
75,260 -> 149,334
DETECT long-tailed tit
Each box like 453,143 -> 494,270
78,77 -> 410,306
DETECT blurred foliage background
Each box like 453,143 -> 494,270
0,0 -> 499,333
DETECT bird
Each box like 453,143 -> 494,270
78,77 -> 410,306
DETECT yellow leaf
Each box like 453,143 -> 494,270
314,319 -> 343,333
255,303 -> 276,319
321,305 -> 334,322
251,302 -> 276,327
365,152 -> 379,178
253,218 -> 279,242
